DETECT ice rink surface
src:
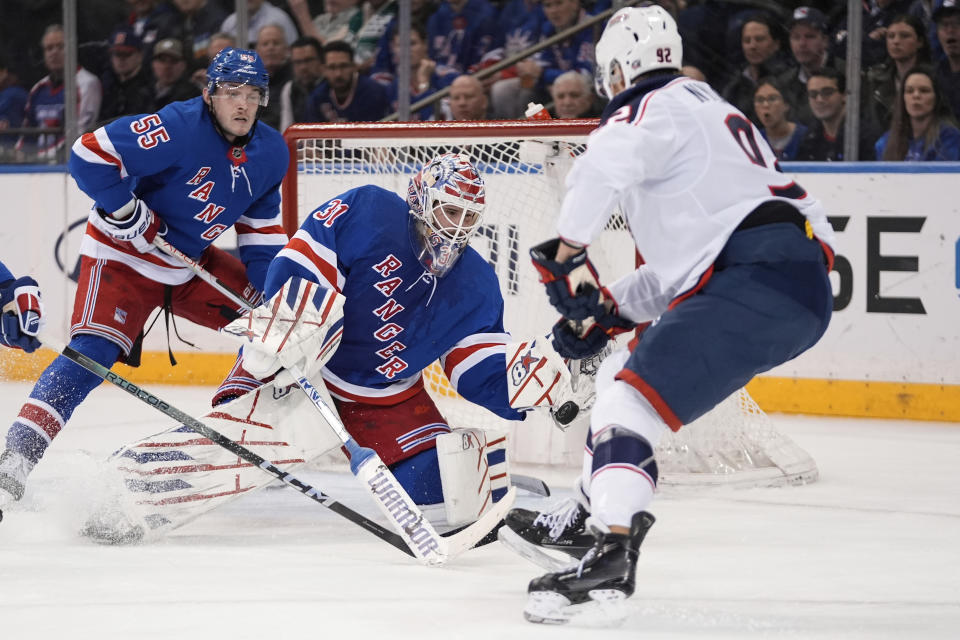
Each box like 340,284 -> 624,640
0,381 -> 958,639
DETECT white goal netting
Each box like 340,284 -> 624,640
282,121 -> 817,488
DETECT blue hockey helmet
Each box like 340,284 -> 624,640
206,47 -> 270,106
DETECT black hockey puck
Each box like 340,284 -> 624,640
553,401 -> 579,426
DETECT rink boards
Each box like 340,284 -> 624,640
0,162 -> 957,421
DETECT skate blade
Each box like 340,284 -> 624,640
497,526 -> 578,572
523,589 -> 629,627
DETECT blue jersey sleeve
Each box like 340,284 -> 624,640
69,105 -> 195,214
0,260 -> 14,284
265,186 -> 382,297
438,262 -> 526,421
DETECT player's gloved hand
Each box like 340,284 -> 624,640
530,238 -> 604,321
222,276 -> 345,383
551,307 -> 636,360
0,276 -> 43,353
92,198 -> 167,253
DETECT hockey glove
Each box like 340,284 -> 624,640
551,307 -> 636,360
0,276 -> 43,353
530,238 -> 604,321
92,198 -> 167,253
222,276 -> 346,382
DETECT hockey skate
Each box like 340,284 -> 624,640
0,449 -> 34,511
523,511 -> 656,626
499,494 -> 595,571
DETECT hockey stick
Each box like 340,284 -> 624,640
288,365 -> 515,565
36,332 -> 415,557
152,237 -> 516,565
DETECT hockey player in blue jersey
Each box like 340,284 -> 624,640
82,152 -> 587,543
0,260 -> 43,354
0,48 -> 290,513
504,6 -> 836,624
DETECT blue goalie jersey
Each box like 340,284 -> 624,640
267,185 -> 525,422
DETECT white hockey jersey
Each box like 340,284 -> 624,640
557,75 -> 836,324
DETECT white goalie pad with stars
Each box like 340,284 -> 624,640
436,428 -> 510,527
83,382 -> 342,543
222,276 -> 345,381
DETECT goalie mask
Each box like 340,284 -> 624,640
406,153 -> 486,277
595,5 -> 683,99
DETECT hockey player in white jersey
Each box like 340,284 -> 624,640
506,5 -> 836,624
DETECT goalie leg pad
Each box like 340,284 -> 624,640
85,383 -> 341,542
435,428 -> 510,527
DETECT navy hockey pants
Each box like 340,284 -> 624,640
617,219 -> 833,429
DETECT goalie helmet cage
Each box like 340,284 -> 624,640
281,121 -> 818,488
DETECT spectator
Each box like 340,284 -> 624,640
190,31 -> 238,91
721,13 -> 790,125
675,0 -> 748,87
155,0 -> 228,72
354,0 -> 399,72
428,0 -> 499,82
221,0 -> 300,47
368,1 -> 444,87
796,68 -> 877,161
307,40 -> 391,122
255,24 -> 293,130
865,14 -> 931,131
447,74 -> 490,120
777,6 -> 842,127
125,0 -> 176,53
150,38 -> 201,110
280,36 -> 324,130
934,0 -> 960,119
837,0 -> 917,68
289,0 -> 363,46
499,0 -> 544,37
0,54 -> 28,135
208,31 -> 238,58
876,65 -> 960,159
753,76 -> 808,161
549,70 -> 599,119
98,27 -> 155,126
383,23 -> 441,121
18,25 -> 102,162
491,0 -> 593,119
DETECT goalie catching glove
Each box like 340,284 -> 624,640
506,337 -> 601,429
222,276 -> 346,382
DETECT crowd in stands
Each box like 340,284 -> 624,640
1,0 -> 959,163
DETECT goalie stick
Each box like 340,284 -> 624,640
31,332 -> 415,556
152,237 -> 515,565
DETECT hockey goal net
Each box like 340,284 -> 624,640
281,121 -> 817,488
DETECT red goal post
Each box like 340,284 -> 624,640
280,120 -> 818,487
